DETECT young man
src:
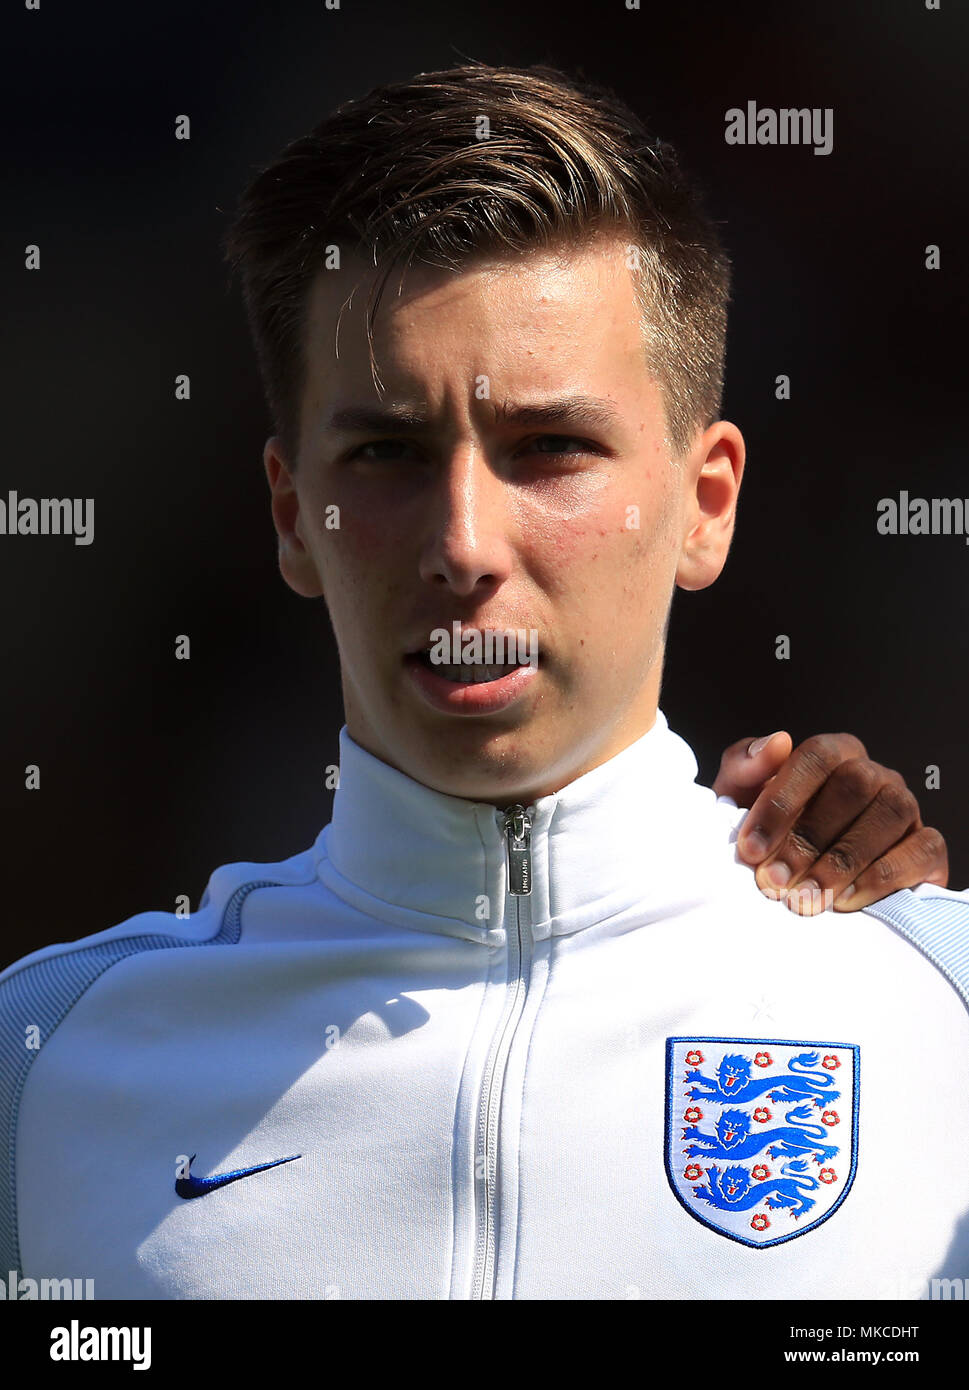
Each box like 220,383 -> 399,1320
1,64 -> 964,1301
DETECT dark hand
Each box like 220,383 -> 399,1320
713,731 -> 948,915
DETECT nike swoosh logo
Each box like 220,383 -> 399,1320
175,1151 -> 301,1200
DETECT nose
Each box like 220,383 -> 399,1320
418,442 -> 514,597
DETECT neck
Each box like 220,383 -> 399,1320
343,661 -> 664,806
316,708 -> 727,944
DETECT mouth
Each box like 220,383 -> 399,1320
402,644 -> 540,716
405,648 -> 532,685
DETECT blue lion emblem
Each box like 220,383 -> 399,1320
686,1051 -> 840,1106
692,1159 -> 820,1218
667,1038 -> 859,1247
682,1105 -> 840,1164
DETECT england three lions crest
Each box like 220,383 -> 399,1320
665,1037 -> 859,1248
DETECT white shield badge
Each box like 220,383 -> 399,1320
665,1037 -> 859,1247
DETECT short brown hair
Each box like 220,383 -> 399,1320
222,61 -> 731,462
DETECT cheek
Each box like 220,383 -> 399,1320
523,505 -> 674,589
520,462 -> 673,552
329,508 -> 388,560
301,519 -> 399,659
313,473 -> 434,573
309,496 -> 400,596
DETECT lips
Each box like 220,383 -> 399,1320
403,628 -> 537,654
407,650 -> 525,685
403,647 -> 539,715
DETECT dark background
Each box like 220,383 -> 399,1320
2,0 -> 966,964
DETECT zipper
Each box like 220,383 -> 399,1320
471,803 -> 534,1300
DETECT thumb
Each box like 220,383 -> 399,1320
712,730 -> 794,807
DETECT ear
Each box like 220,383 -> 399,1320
675,421 -> 745,592
262,436 -> 325,598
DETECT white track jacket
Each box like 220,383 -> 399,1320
2,711 -> 968,1300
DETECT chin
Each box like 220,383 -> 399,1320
404,723 -> 551,802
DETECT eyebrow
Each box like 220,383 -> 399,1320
493,396 -> 622,432
326,395 -> 622,434
328,404 -> 431,433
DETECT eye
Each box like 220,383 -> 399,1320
348,439 -> 423,462
519,434 -> 597,457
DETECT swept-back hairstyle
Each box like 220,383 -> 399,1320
222,61 -> 731,462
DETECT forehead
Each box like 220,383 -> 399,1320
300,235 -> 650,401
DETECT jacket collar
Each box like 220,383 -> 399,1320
314,710 -> 736,944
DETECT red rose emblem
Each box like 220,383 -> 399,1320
821,1110 -> 840,1127
751,1164 -> 771,1181
822,1055 -> 841,1070
684,1163 -> 703,1182
684,1106 -> 703,1124
754,1051 -> 772,1068
685,1050 -> 704,1067
750,1214 -> 770,1232
819,1168 -> 837,1184
753,1107 -> 772,1124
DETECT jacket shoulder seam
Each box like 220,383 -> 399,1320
0,878 -> 281,1283
863,889 -> 969,1016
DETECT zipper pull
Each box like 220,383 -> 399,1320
502,804 -> 532,896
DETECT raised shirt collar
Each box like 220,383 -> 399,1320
314,710 -> 733,943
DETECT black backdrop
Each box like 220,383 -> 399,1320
3,0 -> 967,965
